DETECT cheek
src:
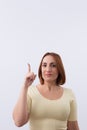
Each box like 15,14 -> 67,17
41,69 -> 45,77
54,70 -> 59,78
41,68 -> 43,73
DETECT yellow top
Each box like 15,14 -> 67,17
27,86 -> 77,130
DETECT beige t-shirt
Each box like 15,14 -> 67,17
27,86 -> 77,130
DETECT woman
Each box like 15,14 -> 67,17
12,52 -> 80,130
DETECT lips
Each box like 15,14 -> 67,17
45,73 -> 52,76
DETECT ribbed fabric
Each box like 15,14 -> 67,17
27,86 -> 77,130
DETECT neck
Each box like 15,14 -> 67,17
43,82 -> 57,91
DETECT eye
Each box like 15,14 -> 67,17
42,64 -> 47,67
52,64 -> 56,67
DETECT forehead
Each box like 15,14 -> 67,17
42,55 -> 56,63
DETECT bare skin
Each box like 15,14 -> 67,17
37,84 -> 63,100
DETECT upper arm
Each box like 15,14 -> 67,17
68,90 -> 78,121
27,88 -> 32,114
67,90 -> 80,130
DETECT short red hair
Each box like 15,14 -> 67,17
38,52 -> 66,85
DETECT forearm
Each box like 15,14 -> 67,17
13,64 -> 36,127
67,121 -> 80,130
12,86 -> 29,126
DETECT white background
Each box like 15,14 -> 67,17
0,0 -> 87,130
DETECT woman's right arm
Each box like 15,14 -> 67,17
12,64 -> 36,127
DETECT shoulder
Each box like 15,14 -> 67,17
63,87 -> 71,92
64,87 -> 76,99
27,85 -> 36,92
27,85 -> 37,96
64,87 -> 74,93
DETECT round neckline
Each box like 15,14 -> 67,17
35,86 -> 65,101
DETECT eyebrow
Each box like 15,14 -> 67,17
42,62 -> 56,64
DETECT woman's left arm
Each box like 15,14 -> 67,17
67,89 -> 80,130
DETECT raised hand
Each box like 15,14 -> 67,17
24,63 -> 36,88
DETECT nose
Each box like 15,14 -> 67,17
46,65 -> 51,71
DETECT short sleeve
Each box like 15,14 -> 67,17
27,88 -> 32,113
68,90 -> 78,121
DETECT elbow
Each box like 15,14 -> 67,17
12,114 -> 28,127
13,118 -> 28,127
12,111 -> 29,127
14,121 -> 24,127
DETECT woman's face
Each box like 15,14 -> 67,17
41,55 -> 58,83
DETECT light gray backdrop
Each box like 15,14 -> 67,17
0,0 -> 87,130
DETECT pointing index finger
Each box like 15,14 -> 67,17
27,63 -> 31,72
